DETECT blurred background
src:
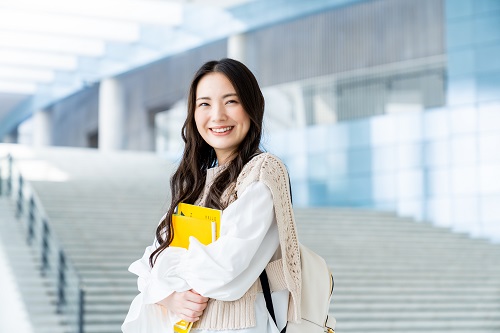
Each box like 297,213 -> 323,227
1,0 -> 500,333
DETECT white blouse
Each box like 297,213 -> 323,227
122,181 -> 289,333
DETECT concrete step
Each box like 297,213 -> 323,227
332,310 -> 500,320
332,302 -> 500,311
4,146 -> 500,333
0,199 -> 68,333
335,319 -> 500,331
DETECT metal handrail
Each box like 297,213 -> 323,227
0,154 -> 85,333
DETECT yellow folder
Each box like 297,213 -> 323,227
171,203 -> 221,333
170,215 -> 216,248
177,202 -> 221,240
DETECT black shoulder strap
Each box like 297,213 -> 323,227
259,270 -> 287,333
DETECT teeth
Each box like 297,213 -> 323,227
212,126 -> 232,133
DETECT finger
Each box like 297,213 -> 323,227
184,300 -> 207,312
177,314 -> 199,323
178,310 -> 201,323
190,289 -> 208,298
186,290 -> 209,303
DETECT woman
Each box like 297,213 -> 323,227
122,58 -> 301,333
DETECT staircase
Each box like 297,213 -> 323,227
294,208 -> 500,333
23,147 -> 173,333
0,198 -> 66,333
2,145 -> 500,333
0,146 -> 172,333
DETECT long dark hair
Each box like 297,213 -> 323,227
150,58 -> 265,266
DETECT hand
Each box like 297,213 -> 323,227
157,290 -> 209,322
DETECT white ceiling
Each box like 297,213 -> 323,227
0,0 -> 255,137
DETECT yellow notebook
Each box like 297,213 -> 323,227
171,203 -> 221,333
170,215 -> 216,248
177,202 -> 221,240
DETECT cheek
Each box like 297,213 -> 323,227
194,112 -> 205,131
241,114 -> 251,135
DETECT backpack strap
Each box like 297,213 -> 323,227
259,270 -> 287,333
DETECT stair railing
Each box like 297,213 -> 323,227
0,154 -> 85,333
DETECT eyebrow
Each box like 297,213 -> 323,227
196,93 -> 238,101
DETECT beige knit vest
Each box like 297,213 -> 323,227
192,153 -> 301,330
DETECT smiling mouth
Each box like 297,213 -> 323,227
211,126 -> 234,133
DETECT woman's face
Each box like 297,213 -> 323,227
194,72 -> 250,165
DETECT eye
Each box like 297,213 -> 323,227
226,100 -> 238,105
198,102 -> 209,107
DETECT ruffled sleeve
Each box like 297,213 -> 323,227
122,181 -> 279,332
177,181 -> 279,300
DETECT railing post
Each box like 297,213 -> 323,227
41,220 -> 50,275
6,153 -> 84,333
78,288 -> 85,333
7,155 -> 12,196
16,175 -> 23,218
28,197 -> 36,245
57,250 -> 66,313
0,163 -> 3,197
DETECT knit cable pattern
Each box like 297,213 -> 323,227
235,153 -> 302,322
193,153 -> 301,330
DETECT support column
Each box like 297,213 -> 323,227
227,33 -> 246,63
2,129 -> 18,144
33,110 -> 52,147
98,78 -> 125,151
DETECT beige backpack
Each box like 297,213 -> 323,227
260,244 -> 336,333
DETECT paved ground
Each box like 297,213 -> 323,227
0,238 -> 34,333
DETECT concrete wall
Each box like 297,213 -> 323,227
49,40 -> 227,150
47,0 -> 444,150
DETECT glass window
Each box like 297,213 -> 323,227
475,0 -> 500,14
451,196 -> 479,225
478,102 -> 500,132
426,197 -> 452,227
347,148 -> 373,175
447,19 -> 474,49
479,164 -> 500,193
477,71 -> 500,102
426,168 -> 451,196
398,143 -> 423,169
448,49 -> 475,75
451,135 -> 478,166
348,176 -> 373,204
423,108 -> 450,140
372,173 -> 396,201
447,75 -> 476,106
474,13 -> 500,44
370,115 -> 397,145
372,145 -> 397,172
476,44 -> 500,73
397,169 -> 424,199
449,106 -> 478,134
395,111 -> 423,143
450,166 -> 478,194
348,120 -> 371,148
479,134 -> 500,163
445,0 -> 473,20
480,195 -> 500,224
424,140 -> 451,167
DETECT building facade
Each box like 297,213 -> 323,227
13,0 -> 500,241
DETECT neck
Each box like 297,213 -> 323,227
217,151 -> 237,166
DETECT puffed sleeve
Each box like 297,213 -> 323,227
122,181 -> 279,332
176,181 -> 279,300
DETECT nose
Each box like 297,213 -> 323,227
212,101 -> 227,121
